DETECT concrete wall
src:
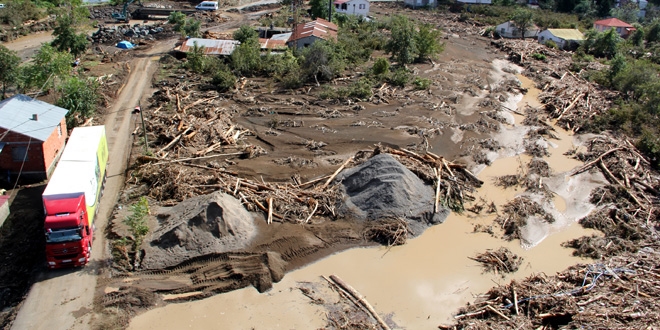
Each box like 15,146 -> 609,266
538,30 -> 568,48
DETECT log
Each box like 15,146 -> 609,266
486,305 -> 511,321
297,175 -> 331,188
267,197 -> 273,225
512,285 -> 519,316
434,167 -> 442,213
181,96 -> 219,113
320,156 -> 353,190
140,152 -> 244,167
305,200 -> 318,224
329,275 -> 391,330
556,93 -> 584,121
156,127 -> 192,157
571,148 -> 624,176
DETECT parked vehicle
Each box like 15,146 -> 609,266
0,4 -> 5,8
195,1 -> 218,11
42,126 -> 108,269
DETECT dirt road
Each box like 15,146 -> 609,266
10,40 -> 175,330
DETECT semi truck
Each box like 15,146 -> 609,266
42,126 -> 108,269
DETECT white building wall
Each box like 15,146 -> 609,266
538,30 -> 567,48
335,0 -> 369,16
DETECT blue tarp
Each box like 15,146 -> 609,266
117,41 -> 134,49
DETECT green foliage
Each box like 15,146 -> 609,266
262,49 -> 301,88
344,77 -> 373,99
51,15 -> 89,57
388,67 -> 411,87
630,25 -> 644,47
20,44 -> 74,92
124,196 -> 150,249
186,41 -> 206,73
56,76 -> 100,128
608,53 -> 627,84
415,23 -> 444,62
168,11 -> 200,37
300,40 -> 345,84
371,57 -> 390,78
309,0 -> 334,20
510,8 -> 534,39
212,67 -> 236,92
0,0 -> 43,26
233,25 -> 258,43
611,2 -> 639,24
637,129 -> 660,168
531,53 -> 547,61
0,46 -> 21,99
413,77 -> 431,90
573,0 -> 596,19
612,59 -> 658,101
646,20 -> 660,43
385,15 -> 418,65
545,39 -> 558,49
582,28 -> 623,58
230,38 -> 261,76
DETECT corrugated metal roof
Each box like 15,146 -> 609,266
546,29 -> 585,41
179,38 -> 240,56
270,32 -> 292,41
288,19 -> 338,43
60,126 -> 105,162
259,38 -> 288,50
0,94 -> 68,142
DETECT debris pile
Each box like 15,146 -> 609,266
0,20 -> 56,42
495,196 -> 555,242
91,23 -> 170,44
469,247 -> 522,275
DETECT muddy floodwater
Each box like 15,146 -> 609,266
129,70 -> 603,329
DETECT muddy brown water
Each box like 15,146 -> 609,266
128,67 -> 604,329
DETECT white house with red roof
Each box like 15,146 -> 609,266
286,18 -> 338,49
594,18 -> 636,38
334,0 -> 369,17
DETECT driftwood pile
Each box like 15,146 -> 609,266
469,247 -> 522,276
494,196 -> 555,241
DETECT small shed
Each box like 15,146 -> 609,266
593,18 -> 636,38
334,0 -> 370,17
0,94 -> 68,183
176,38 -> 240,56
287,19 -> 338,49
538,29 -> 584,49
496,21 -> 539,38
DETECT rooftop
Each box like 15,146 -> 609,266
177,38 -> 240,56
0,94 -> 68,142
594,17 -> 634,28
546,29 -> 585,41
288,18 -> 338,43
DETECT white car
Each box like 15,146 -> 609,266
195,1 -> 218,11
0,4 -> 5,8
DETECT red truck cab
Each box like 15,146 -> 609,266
44,195 -> 93,269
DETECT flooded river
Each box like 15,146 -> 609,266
129,68 -> 602,329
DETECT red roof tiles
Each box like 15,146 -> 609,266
288,18 -> 338,43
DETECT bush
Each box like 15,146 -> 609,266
545,40 -> 558,49
389,67 -> 411,87
346,77 -> 373,99
531,53 -> 546,61
413,77 -> 431,90
212,68 -> 236,92
371,57 -> 390,77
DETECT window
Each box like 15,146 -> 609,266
359,3 -> 365,9
341,3 -> 347,9
57,123 -> 62,137
12,146 -> 27,162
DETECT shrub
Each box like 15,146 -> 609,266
212,68 -> 236,92
413,77 -> 431,90
346,77 -> 373,99
545,40 -> 558,49
371,57 -> 390,77
389,67 -> 411,87
531,53 -> 547,61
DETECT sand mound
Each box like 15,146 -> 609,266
336,154 -> 449,235
141,192 -> 258,269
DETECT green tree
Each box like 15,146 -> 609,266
0,0 -> 43,26
184,18 -> 201,38
573,0 -> 596,19
608,52 -> 627,84
168,11 -> 186,34
301,40 -> 344,85
371,57 -> 390,78
646,20 -> 660,43
583,28 -> 623,58
231,38 -> 261,76
186,41 -> 206,73
613,59 -> 658,100
309,0 -> 334,20
0,46 -> 21,99
385,15 -> 418,65
56,76 -> 100,127
51,15 -> 89,57
415,23 -> 444,62
212,66 -> 237,92
511,8 -> 534,40
233,25 -> 258,43
611,2 -> 640,24
597,0 -> 615,17
20,44 -> 74,92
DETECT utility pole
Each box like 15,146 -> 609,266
134,102 -> 148,155
328,0 -> 332,22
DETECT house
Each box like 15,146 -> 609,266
593,18 -> 636,38
538,29 -> 585,49
496,21 -> 539,38
175,38 -> 240,56
334,0 -> 369,17
404,0 -> 437,7
286,19 -> 338,49
0,94 -> 69,182
455,0 -> 492,4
